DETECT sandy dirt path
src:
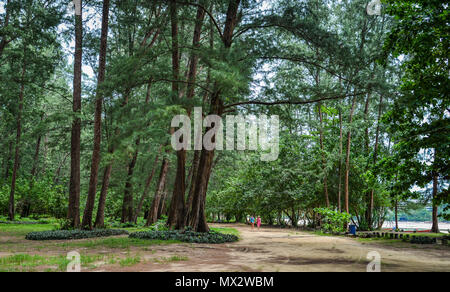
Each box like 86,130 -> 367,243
2,224 -> 449,272
113,224 -> 450,272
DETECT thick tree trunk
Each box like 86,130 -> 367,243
167,0 -> 187,230
184,150 -> 200,225
431,174 -> 440,233
168,150 -> 187,229
394,200 -> 398,231
182,4 -> 206,225
188,92 -> 222,232
344,96 -> 357,217
94,164 -> 112,228
82,0 -> 110,230
134,148 -> 161,223
185,0 -> 241,232
188,147 -> 215,232
8,57 -> 26,221
68,5 -> 83,228
146,158 -> 170,226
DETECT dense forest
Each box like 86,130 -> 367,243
0,0 -> 448,233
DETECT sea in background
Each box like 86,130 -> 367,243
382,221 -> 450,233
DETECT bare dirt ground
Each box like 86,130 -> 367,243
1,223 -> 449,272
129,224 -> 449,272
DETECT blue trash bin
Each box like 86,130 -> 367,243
349,225 -> 357,235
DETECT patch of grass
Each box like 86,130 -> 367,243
407,232 -> 446,238
120,227 -> 151,233
0,252 -> 106,272
309,230 -> 335,237
211,227 -> 240,238
119,255 -> 141,267
166,255 -> 188,262
55,237 -> 181,249
0,223 -> 56,237
152,254 -> 189,263
357,237 -> 399,244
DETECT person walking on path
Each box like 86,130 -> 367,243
257,216 -> 261,230
250,216 -> 255,230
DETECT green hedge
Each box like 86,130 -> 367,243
25,229 -> 129,241
129,230 -> 238,244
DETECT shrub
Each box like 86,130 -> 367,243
129,229 -> 238,244
314,208 -> 352,234
25,229 -> 128,241
148,217 -> 169,231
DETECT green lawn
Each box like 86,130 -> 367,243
211,227 -> 240,238
0,222 -> 239,271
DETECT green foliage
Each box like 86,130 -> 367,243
0,177 -> 67,218
25,229 -> 128,241
129,229 -> 239,244
382,0 -> 449,219
314,208 -> 351,233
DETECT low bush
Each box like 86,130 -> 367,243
314,208 -> 352,234
25,229 -> 128,241
147,218 -> 170,231
129,229 -> 239,244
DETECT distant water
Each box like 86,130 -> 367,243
383,221 -> 450,233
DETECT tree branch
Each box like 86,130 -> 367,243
223,92 -> 367,109
174,0 -> 223,40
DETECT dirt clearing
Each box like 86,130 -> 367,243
1,223 -> 449,272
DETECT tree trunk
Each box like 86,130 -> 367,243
344,95 -> 357,217
188,92 -> 222,232
363,94 -> 371,230
317,102 -> 329,207
82,0 -> 110,230
4,141 -> 12,181
183,4 -> 207,225
185,2 -> 206,112
185,0 -> 241,232
121,141 -> 139,223
0,0 -> 11,60
23,114 -> 44,217
68,4 -> 83,228
146,158 -> 170,226
94,164 -> 112,228
94,87 -> 131,228
158,182 -> 169,219
134,148 -> 161,223
431,174 -> 440,233
167,0 -> 187,230
93,6 -> 160,228
368,95 -> 383,229
338,106 -> 343,212
394,200 -> 398,231
184,150 -> 200,225
8,54 -> 26,221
